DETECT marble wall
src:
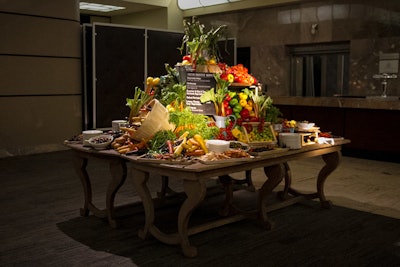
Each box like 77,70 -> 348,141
198,0 -> 400,97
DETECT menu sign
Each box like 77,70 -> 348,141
186,72 -> 216,114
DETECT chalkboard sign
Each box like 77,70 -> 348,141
186,72 -> 216,115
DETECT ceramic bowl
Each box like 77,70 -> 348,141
297,121 -> 315,130
206,140 -> 230,153
87,134 -> 114,150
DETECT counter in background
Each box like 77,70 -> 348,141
272,96 -> 399,163
272,96 -> 400,111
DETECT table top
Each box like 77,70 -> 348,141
65,139 -> 350,180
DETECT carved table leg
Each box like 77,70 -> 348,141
178,179 -> 207,258
283,151 -> 341,208
73,155 -> 91,217
130,168 -> 153,240
316,151 -> 341,208
218,175 -> 234,216
277,162 -> 292,200
259,164 -> 286,229
107,159 -> 127,228
245,170 -> 255,191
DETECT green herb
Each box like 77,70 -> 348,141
148,130 -> 176,152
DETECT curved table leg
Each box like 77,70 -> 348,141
73,155 -> 91,217
107,159 -> 127,228
317,151 -> 341,208
131,169 -> 154,240
218,175 -> 234,216
178,179 -> 207,258
245,170 -> 255,191
283,151 -> 341,208
277,162 -> 292,200
259,164 -> 286,229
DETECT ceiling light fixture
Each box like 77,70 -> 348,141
80,2 -> 126,12
178,0 -> 241,10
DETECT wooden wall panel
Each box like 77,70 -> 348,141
0,13 -> 80,57
0,0 -> 81,157
0,96 -> 82,157
0,56 -> 81,95
0,0 -> 79,20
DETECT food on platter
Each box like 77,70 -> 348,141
111,133 -> 148,154
137,153 -> 194,165
229,141 -> 250,151
200,149 -> 252,160
197,150 -> 253,164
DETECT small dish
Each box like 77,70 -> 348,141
206,140 -> 230,153
88,134 -> 114,150
297,121 -> 315,130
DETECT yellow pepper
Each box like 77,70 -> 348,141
231,128 -> 242,138
152,77 -> 160,86
245,104 -> 253,111
146,77 -> 153,85
239,93 -> 248,100
239,99 -> 248,107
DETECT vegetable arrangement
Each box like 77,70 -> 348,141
144,130 -> 209,159
199,74 -> 231,116
155,64 -> 187,112
126,87 -> 152,123
219,63 -> 258,85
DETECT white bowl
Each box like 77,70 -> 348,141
82,130 -> 103,146
297,121 -> 315,130
206,140 -> 230,153
88,134 -> 114,150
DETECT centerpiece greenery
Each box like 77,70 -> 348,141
179,16 -> 227,69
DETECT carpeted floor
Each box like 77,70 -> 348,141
0,150 -> 399,266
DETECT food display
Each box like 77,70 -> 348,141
66,17 -> 342,163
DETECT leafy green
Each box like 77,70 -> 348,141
148,130 -> 176,152
168,108 -> 219,140
200,74 -> 230,116
154,64 -> 186,109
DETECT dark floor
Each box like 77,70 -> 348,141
0,150 -> 399,266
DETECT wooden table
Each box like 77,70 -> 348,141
66,143 -> 128,228
122,140 -> 350,257
66,140 -> 350,257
